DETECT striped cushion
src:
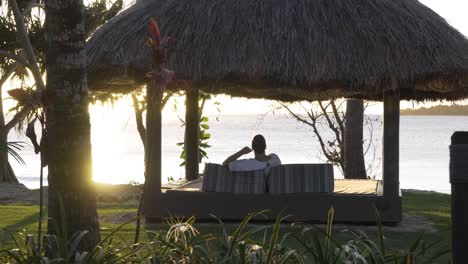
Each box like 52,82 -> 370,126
268,164 -> 334,194
202,163 -> 266,194
202,163 -> 231,192
231,170 -> 266,194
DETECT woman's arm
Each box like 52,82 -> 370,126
222,146 -> 252,166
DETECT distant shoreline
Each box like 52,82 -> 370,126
400,113 -> 468,116
400,104 -> 468,116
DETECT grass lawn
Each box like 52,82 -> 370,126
0,190 -> 451,261
0,206 -> 141,245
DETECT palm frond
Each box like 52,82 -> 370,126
0,141 -> 26,165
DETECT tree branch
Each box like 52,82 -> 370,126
161,90 -> 179,109
318,101 -> 342,145
283,102 -> 332,161
281,103 -> 314,127
331,101 -> 345,136
8,0 -> 45,91
309,112 -> 335,164
329,101 -> 345,169
161,92 -> 172,108
282,101 -> 343,171
132,90 -> 174,147
363,116 -> 374,157
132,94 -> 146,146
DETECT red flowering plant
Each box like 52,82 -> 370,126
145,18 -> 178,90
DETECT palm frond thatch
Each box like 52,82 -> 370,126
87,0 -> 468,101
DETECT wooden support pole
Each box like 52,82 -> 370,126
143,82 -> 162,214
382,92 -> 400,201
185,86 -> 200,181
450,132 -> 468,264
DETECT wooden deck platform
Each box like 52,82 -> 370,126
146,178 -> 400,224
163,178 -> 384,195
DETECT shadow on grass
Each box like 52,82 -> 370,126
0,212 -> 40,247
1,212 -> 40,232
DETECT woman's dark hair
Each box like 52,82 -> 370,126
252,134 -> 266,154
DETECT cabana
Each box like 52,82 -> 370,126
87,0 -> 468,223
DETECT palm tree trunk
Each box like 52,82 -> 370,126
44,0 -> 100,250
0,138 -> 19,183
0,83 -> 19,184
344,99 -> 367,179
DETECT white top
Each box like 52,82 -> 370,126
228,154 -> 282,172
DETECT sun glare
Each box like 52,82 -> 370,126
89,99 -> 145,184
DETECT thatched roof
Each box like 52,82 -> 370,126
87,0 -> 468,101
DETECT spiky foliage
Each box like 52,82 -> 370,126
0,209 -> 450,263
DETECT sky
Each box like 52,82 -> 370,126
420,0 -> 468,38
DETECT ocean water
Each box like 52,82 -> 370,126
10,111 -> 468,194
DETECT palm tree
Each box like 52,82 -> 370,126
44,0 -> 100,249
0,0 -> 122,184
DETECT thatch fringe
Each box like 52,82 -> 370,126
87,0 -> 468,101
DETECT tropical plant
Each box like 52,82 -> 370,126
1,221 -> 141,264
0,141 -> 25,165
177,113 -> 212,167
0,209 -> 450,263
176,93 -> 221,167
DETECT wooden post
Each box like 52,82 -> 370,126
450,132 -> 468,264
382,92 -> 400,201
143,82 -> 162,214
185,86 -> 199,181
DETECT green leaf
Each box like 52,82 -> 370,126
200,149 -> 207,157
227,211 -> 267,256
266,211 -> 284,264
200,116 -> 209,123
201,133 -> 211,140
200,124 -> 210,129
2,142 -> 26,166
373,206 -> 386,255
